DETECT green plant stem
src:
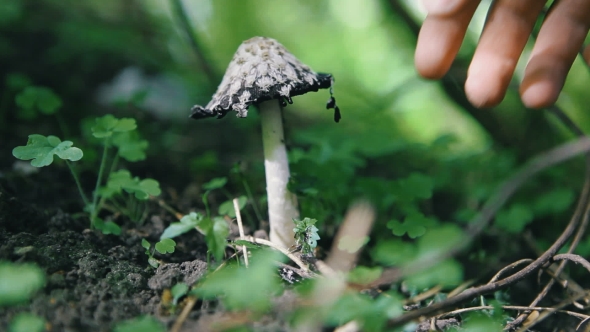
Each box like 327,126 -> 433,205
91,137 -> 111,224
202,191 -> 211,217
66,160 -> 91,208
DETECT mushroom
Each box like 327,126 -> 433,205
191,36 -> 340,249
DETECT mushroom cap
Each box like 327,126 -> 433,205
190,37 -> 334,120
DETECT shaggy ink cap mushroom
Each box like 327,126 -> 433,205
190,36 -> 341,122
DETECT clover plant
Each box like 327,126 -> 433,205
12,114 -> 161,234
141,238 -> 176,268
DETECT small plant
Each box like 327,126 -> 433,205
12,114 -> 161,234
141,238 -> 176,268
293,217 -> 320,257
160,212 -> 229,263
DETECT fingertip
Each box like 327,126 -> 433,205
464,76 -> 505,108
414,49 -> 448,79
464,61 -> 509,108
520,55 -> 566,109
422,0 -> 466,15
520,78 -> 560,109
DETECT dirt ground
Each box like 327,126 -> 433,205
0,176 -> 212,331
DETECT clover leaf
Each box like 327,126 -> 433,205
93,218 -> 121,236
170,283 -> 188,305
91,114 -> 137,138
155,239 -> 176,254
160,212 -> 204,240
112,131 -> 149,162
387,212 -> 437,238
495,204 -> 534,234
218,196 -> 247,217
12,134 -> 83,167
0,261 -> 46,306
15,86 -> 63,117
202,177 -> 227,190
107,170 -> 161,199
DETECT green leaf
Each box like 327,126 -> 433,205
0,261 -> 46,306
372,240 -> 416,266
107,170 -> 161,200
12,134 -> 83,167
8,313 -> 45,332
148,257 -> 159,269
113,131 -> 149,162
155,239 -> 176,254
194,249 -> 283,312
141,238 -> 151,250
160,212 -> 203,240
495,204 -> 534,234
232,240 -> 260,249
293,218 -> 320,255
15,86 -> 62,116
206,217 -> 229,262
405,259 -> 463,289
417,224 -> 464,258
113,316 -> 164,332
93,218 -> 121,235
398,173 -> 434,200
387,212 -> 436,239
218,196 -> 247,217
347,266 -> 382,285
91,114 -> 137,138
6,73 -> 31,90
171,283 -> 189,305
533,189 -> 575,216
202,177 -> 227,190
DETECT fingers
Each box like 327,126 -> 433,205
465,0 -> 546,108
415,0 -> 480,79
520,0 -> 590,109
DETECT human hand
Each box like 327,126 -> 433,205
415,0 -> 590,109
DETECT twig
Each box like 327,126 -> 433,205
233,198 -> 249,267
487,259 -> 534,284
376,136 -> 590,289
437,304 -> 589,321
507,105 -> 590,329
387,137 -> 590,327
240,236 -> 309,272
553,254 -> 590,274
170,295 -> 198,332
325,200 -> 375,272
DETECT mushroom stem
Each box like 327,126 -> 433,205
259,100 -> 299,248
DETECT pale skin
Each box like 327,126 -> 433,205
415,0 -> 590,109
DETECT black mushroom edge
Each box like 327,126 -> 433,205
190,73 -> 340,122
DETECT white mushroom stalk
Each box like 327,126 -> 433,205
259,100 -> 299,246
190,37 -> 340,249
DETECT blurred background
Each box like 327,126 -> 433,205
2,0 -> 590,256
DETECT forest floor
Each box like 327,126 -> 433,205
0,172 -> 232,331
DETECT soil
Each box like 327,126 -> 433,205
0,177 -> 215,332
